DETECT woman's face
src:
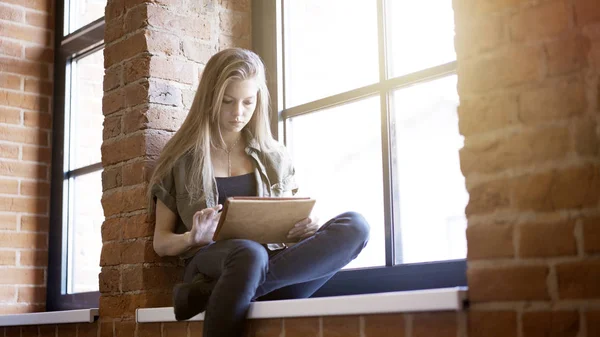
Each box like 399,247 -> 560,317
218,79 -> 259,134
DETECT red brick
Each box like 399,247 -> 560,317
104,30 -> 147,69
163,322 -> 188,337
122,213 -> 154,239
467,224 -> 514,259
122,4 -> 148,35
0,178 -> 19,194
104,65 -> 122,92
101,218 -> 122,242
21,325 -> 39,337
574,117 -> 598,157
465,179 -> 511,216
104,16 -> 124,44
519,77 -> 586,125
0,91 -> 49,112
101,131 -> 170,166
122,184 -> 148,213
100,320 -> 113,337
21,180 -> 50,197
285,317 -> 320,337
25,47 -> 54,64
0,107 -> 21,125
0,232 -> 47,249
146,30 -> 181,57
0,125 -> 48,145
574,0 -> 600,26
77,321 -> 99,337
0,286 -> 16,302
120,239 -> 162,265
100,241 -> 122,266
121,160 -> 151,186
25,11 -> 53,29
102,166 -> 122,192
38,325 -> 56,337
0,22 -> 52,45
24,79 -> 53,96
0,3 -> 24,21
22,146 -> 51,163
583,216 -> 600,253
0,73 -> 21,90
510,1 -> 570,41
122,265 -> 181,292
556,259 -> 600,299
587,310 -> 600,337
458,46 -> 541,94
123,105 -> 185,133
19,250 -> 48,266
123,55 -> 151,84
0,196 -> 47,214
0,161 -> 47,179
137,322 -> 161,337
512,165 -> 600,212
468,265 -> 549,301
0,251 -> 16,266
0,57 -> 49,78
522,311 -> 579,337
219,11 -> 249,39
99,267 -> 120,294
0,39 -> 23,57
114,320 -> 136,337
17,286 -> 46,303
1,0 -> 51,12
182,38 -> 216,63
460,125 -> 569,175
249,319 -> 281,337
103,115 -> 122,141
545,35 -> 591,76
123,81 -> 149,107
413,312 -> 457,337
0,213 -> 17,230
322,315 -> 360,337
102,87 -> 125,116
99,292 -> 172,318
0,268 -> 44,285
0,143 -> 19,159
468,311 -> 517,337
519,220 -> 576,257
219,0 -> 250,12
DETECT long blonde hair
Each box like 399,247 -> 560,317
147,48 -> 276,212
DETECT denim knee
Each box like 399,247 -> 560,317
337,211 -> 370,243
224,239 -> 269,273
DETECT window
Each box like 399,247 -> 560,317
48,0 -> 105,310
254,0 -> 467,294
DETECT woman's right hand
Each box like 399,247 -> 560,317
188,205 -> 223,247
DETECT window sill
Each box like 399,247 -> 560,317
0,309 -> 98,327
136,287 -> 467,323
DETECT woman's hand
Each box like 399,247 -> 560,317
287,216 -> 320,241
188,205 -> 223,247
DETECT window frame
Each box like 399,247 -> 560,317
252,0 -> 466,296
48,0 -> 105,310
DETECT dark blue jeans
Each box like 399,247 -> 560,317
182,211 -> 370,337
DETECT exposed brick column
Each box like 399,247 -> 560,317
454,0 -> 600,335
99,0 -> 250,334
0,0 -> 54,314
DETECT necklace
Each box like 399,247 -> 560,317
222,137 -> 241,177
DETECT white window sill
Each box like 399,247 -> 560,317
136,287 -> 467,323
0,309 -> 98,327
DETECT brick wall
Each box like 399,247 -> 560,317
2,0 -> 600,336
0,0 -> 54,315
455,0 -> 600,336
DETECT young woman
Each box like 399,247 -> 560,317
147,48 -> 370,337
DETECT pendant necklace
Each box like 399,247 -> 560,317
222,137 -> 241,177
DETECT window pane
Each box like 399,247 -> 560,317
69,48 -> 104,170
387,0 -> 456,77
392,75 -> 467,264
286,96 -> 385,269
67,0 -> 107,35
284,0 -> 379,108
67,170 -> 103,293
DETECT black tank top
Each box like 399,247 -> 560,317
215,173 -> 257,206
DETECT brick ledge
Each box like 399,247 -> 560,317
137,287 -> 467,323
0,309 -> 98,327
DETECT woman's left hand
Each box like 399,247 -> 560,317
287,216 -> 320,241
